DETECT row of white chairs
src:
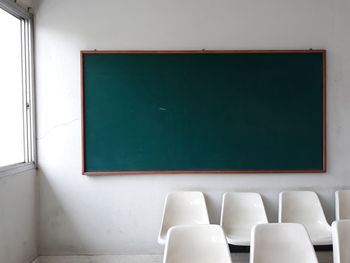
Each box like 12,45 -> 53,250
164,220 -> 350,263
158,190 -> 350,246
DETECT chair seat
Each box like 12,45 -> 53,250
220,192 -> 268,247
332,220 -> 350,263
158,191 -> 210,245
224,226 -> 251,246
336,190 -> 350,220
305,224 -> 332,245
159,220 -> 210,244
279,191 -> 332,246
164,225 -> 232,263
250,223 -> 319,263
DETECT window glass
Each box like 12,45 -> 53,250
0,8 -> 24,166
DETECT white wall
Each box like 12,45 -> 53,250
0,170 -> 38,263
16,0 -> 34,9
34,0 -> 350,255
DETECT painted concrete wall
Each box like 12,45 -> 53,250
34,0 -> 350,255
0,170 -> 38,263
16,0 -> 34,9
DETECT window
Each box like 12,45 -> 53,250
0,1 -> 35,175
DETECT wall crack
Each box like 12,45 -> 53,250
37,118 -> 80,141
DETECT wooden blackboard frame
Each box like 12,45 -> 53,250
81,50 -> 326,175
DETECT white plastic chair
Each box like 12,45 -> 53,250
158,191 -> 210,245
279,191 -> 332,245
250,223 -> 319,263
163,224 -> 232,263
335,190 -> 350,220
220,192 -> 268,245
332,220 -> 350,263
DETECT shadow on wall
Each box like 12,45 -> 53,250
38,169 -> 88,254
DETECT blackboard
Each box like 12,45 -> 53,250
81,50 -> 326,175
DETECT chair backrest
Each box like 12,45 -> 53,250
220,192 -> 268,229
332,220 -> 350,263
250,223 -> 318,263
158,191 -> 209,244
335,190 -> 350,220
163,224 -> 232,263
279,191 -> 328,224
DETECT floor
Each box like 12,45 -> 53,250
32,252 -> 333,263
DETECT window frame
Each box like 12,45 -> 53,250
0,0 -> 36,177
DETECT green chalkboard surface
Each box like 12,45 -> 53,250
81,50 -> 326,174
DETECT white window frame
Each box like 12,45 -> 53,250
0,0 -> 36,177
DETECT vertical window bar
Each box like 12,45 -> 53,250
25,17 -> 33,164
25,18 -> 29,163
25,18 -> 30,163
28,15 -> 36,165
20,18 -> 29,163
